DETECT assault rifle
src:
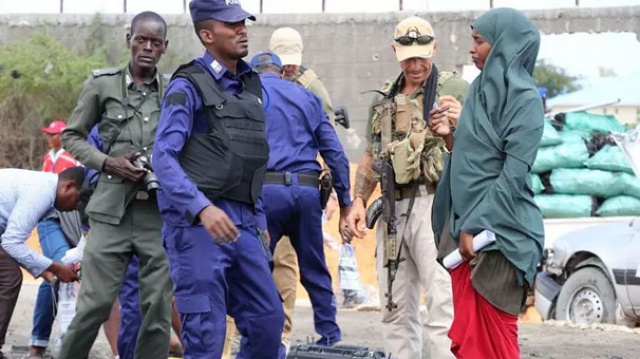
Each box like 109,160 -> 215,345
366,159 -> 401,311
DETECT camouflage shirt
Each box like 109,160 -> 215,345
365,70 -> 469,158
292,66 -> 336,126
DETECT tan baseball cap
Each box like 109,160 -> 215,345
269,27 -> 303,66
393,16 -> 437,62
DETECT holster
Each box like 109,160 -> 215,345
320,170 -> 333,210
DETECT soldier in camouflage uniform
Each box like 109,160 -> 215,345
345,17 -> 469,359
57,12 -> 173,359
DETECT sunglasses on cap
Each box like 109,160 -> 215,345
394,35 -> 436,46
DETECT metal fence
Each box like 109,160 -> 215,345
65,0 -> 580,14
3,0 -> 627,15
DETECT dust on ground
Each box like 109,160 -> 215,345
4,284 -> 640,359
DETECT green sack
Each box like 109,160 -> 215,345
540,120 -> 562,147
585,145 -> 634,174
550,168 -> 623,198
559,130 -> 592,144
534,194 -> 594,218
564,111 -> 627,133
532,142 -> 589,173
620,172 -> 640,199
596,196 -> 640,217
531,174 -> 544,194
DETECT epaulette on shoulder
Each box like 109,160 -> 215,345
161,73 -> 172,82
91,67 -> 122,78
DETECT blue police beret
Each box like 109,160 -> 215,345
249,51 -> 283,71
189,0 -> 256,23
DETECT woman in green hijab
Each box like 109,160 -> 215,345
430,8 -> 544,359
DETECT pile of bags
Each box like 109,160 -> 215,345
531,111 -> 640,218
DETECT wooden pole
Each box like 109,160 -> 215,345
260,0 -> 264,13
123,0 -> 127,13
183,0 -> 187,13
399,0 -> 403,11
322,0 -> 326,12
60,0 -> 63,13
490,0 -> 494,9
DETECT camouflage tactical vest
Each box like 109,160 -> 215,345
295,67 -> 318,89
369,72 -> 459,185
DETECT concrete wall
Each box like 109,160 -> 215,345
1,6 -> 639,160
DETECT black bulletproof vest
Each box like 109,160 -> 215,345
172,61 -> 269,205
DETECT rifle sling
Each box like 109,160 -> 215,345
395,180 -> 419,264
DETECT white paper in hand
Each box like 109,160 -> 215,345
442,230 -> 496,269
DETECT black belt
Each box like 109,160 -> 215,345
264,171 -> 319,187
394,178 -> 436,200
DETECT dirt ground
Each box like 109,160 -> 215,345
4,284 -> 640,359
9,165 -> 639,358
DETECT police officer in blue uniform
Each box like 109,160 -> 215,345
152,1 -> 284,358
249,51 -> 352,346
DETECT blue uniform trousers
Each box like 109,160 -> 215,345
263,180 -> 341,345
117,256 -> 141,359
163,224 -> 284,359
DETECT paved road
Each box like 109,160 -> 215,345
4,284 -> 640,358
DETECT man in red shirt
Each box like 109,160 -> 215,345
41,120 -> 79,173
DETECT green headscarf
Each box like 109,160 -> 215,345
432,8 -> 545,285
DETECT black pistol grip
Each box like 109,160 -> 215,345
365,197 -> 383,229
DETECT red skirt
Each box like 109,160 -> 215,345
449,262 -> 519,359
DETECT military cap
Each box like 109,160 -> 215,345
249,51 -> 282,71
189,0 -> 256,23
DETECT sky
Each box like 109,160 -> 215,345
1,0 -> 640,82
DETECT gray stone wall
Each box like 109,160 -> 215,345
1,6 -> 638,160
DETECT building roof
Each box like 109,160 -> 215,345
548,72 -> 640,108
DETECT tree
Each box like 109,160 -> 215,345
0,19 -> 126,169
533,60 -> 581,98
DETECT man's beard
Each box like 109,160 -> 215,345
231,48 -> 249,60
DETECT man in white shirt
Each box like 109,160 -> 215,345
0,166 -> 82,358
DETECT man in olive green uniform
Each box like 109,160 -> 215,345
57,12 -> 173,359
345,17 -> 469,359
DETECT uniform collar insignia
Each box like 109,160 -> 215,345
211,60 -> 223,74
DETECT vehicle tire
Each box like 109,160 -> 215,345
555,266 -> 616,324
